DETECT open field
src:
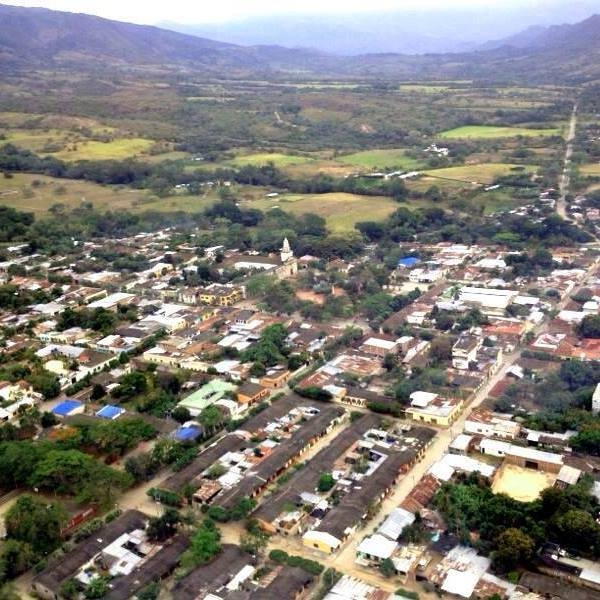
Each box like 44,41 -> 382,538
337,149 -> 423,170
52,137 -> 155,161
440,125 -> 563,139
492,464 -> 556,502
424,162 -> 537,183
0,174 -> 221,215
580,163 -> 600,176
246,192 -> 398,233
3,129 -> 71,152
225,153 -> 313,168
399,84 -> 451,93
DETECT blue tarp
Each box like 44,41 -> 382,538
52,399 -> 83,416
96,405 -> 125,420
398,256 -> 420,267
175,425 -> 202,441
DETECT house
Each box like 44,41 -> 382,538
302,530 -> 341,554
32,511 -> 149,600
405,391 -> 464,427
377,507 -> 416,541
459,287 -> 518,316
194,283 -> 245,307
356,534 -> 398,562
236,382 -> 269,405
177,380 -> 237,417
359,335 -> 400,357
88,292 -> 137,311
452,335 -> 482,370
464,409 -> 521,440
259,368 -> 291,389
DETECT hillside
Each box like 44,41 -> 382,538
485,14 -> 600,52
0,4 -> 600,84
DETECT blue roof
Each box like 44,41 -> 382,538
96,405 -> 125,420
398,256 -> 420,267
174,425 -> 202,441
52,399 -> 83,416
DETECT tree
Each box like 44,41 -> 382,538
90,383 -> 105,401
199,405 -> 223,437
579,314 -> 600,338
317,472 -> 335,492
5,495 -> 67,555
85,576 -> 110,599
183,519 -> 222,567
40,411 -> 58,428
379,557 -> 396,578
240,532 -> 268,556
429,337 -> 453,363
59,580 -> 79,600
492,528 -> 534,572
555,509 -> 600,552
146,509 -> 181,542
171,406 -> 191,424
0,540 -> 36,580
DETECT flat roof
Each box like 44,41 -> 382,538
96,405 -> 125,419
52,399 -> 83,416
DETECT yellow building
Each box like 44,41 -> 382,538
405,391 -> 464,427
302,530 -> 341,554
198,284 -> 245,307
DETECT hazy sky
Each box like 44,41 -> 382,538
5,0 -> 548,24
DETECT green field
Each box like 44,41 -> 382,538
337,149 -> 422,170
440,125 -> 562,139
248,192 -> 398,233
225,153 -> 313,168
53,138 -> 155,161
3,129 -> 71,153
0,173 -> 223,215
424,162 -> 537,184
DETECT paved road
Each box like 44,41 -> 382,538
558,103 -> 578,220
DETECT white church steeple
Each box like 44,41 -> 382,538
280,237 -> 294,263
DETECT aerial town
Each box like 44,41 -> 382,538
3,2 -> 600,600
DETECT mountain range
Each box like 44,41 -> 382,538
159,1 -> 600,56
1,4 -> 600,84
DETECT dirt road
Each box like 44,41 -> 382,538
558,103 -> 578,219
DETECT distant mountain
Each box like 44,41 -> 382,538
160,14 -> 477,56
483,14 -> 600,52
1,3 -> 600,85
159,2 -> 600,56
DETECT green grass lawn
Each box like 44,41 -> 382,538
249,192 -> 399,233
225,153 -> 312,168
52,138 -> 155,161
424,162 -> 537,183
337,149 -> 423,170
439,125 -> 563,139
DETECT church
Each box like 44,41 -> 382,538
229,238 -> 298,279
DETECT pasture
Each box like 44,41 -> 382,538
52,138 -> 155,161
337,149 -> 423,170
439,125 -> 563,139
423,162 -> 537,184
0,174 -> 218,215
248,192 -> 398,233
225,153 -> 313,168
